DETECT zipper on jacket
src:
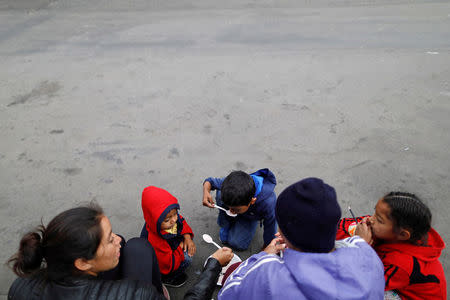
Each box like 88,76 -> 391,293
169,253 -> 176,273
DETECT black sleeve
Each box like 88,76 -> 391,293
183,258 -> 222,300
8,277 -> 28,300
8,277 -> 47,300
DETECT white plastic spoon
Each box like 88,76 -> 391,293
202,234 -> 242,286
213,204 -> 237,217
202,234 -> 222,249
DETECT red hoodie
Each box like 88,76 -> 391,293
337,217 -> 447,300
141,186 -> 194,275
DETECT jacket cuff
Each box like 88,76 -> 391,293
205,257 -> 222,272
183,258 -> 221,300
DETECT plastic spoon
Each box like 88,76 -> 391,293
213,204 -> 237,217
203,234 -> 222,249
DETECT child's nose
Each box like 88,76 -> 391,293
114,234 -> 121,246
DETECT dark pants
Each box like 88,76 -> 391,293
98,235 -> 163,294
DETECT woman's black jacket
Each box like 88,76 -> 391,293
8,258 -> 222,300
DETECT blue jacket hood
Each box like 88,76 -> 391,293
251,168 -> 276,200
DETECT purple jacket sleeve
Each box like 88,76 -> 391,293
219,252 -> 269,299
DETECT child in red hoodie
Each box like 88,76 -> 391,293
336,192 -> 446,300
141,186 -> 195,287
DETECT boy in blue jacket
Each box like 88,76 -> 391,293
202,168 -> 277,250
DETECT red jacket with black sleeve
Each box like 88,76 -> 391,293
142,186 -> 194,275
337,217 -> 447,300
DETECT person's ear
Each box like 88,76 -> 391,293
249,197 -> 257,205
74,258 -> 93,272
397,228 -> 411,241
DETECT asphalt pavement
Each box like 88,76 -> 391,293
1,0 -> 449,298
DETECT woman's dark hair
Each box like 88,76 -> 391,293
8,203 -> 104,280
382,192 -> 432,244
222,171 -> 256,207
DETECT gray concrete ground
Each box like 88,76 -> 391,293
1,0 -> 449,298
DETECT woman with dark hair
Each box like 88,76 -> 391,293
8,203 -> 234,300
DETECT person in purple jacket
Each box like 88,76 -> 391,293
202,169 -> 277,250
219,177 -> 385,300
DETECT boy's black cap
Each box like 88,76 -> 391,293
276,177 -> 341,253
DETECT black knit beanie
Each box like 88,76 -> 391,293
275,177 -> 341,253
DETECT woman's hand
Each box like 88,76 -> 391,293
183,234 -> 196,257
202,182 -> 215,208
355,217 -> 373,245
264,236 -> 286,255
211,247 -> 234,267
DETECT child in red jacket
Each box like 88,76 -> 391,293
141,186 -> 195,287
336,192 -> 446,300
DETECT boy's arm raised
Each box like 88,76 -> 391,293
202,177 -> 224,207
202,181 -> 215,208
203,177 -> 224,191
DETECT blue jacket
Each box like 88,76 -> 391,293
204,168 -> 277,246
219,236 -> 385,300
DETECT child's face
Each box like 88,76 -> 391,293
227,197 -> 257,215
229,204 -> 250,215
161,208 -> 178,230
369,198 -> 399,242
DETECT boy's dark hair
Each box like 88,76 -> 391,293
382,192 -> 432,243
221,171 -> 256,207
